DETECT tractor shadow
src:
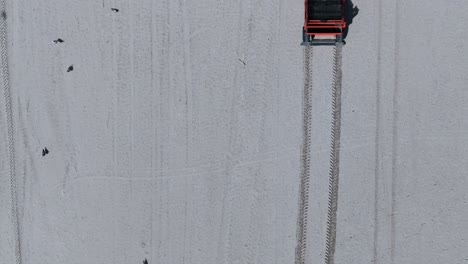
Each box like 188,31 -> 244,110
343,0 -> 359,43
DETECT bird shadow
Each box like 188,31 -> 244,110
343,0 -> 359,43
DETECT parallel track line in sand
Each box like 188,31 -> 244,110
391,0 -> 401,261
373,0 -> 384,261
296,43 -> 343,264
0,1 -> 22,263
295,46 -> 313,264
324,43 -> 343,264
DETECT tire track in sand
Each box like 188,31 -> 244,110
0,1 -> 22,263
391,0 -> 401,262
373,0 -> 383,262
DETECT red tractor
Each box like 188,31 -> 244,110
302,0 -> 346,46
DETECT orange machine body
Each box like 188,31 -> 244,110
302,0 -> 346,45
